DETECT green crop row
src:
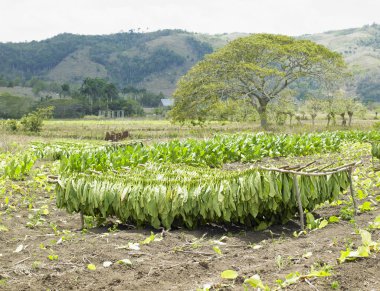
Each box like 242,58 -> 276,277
371,142 -> 380,160
0,152 -> 37,180
54,131 -> 380,172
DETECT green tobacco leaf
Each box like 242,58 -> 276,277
338,248 -> 351,264
360,229 -> 373,247
0,225 -> 9,232
221,270 -> 238,280
338,245 -> 370,264
87,264 -> 96,271
359,201 -> 373,212
328,216 -> 340,223
360,229 -> 379,251
357,189 -> 367,200
306,269 -> 331,278
244,274 -> 270,290
117,258 -> 132,266
293,230 -> 306,238
369,215 -> 380,229
278,272 -> 301,288
141,232 -> 156,245
212,246 -> 222,255
306,212 -> 316,229
318,219 -> 329,229
255,221 -> 270,231
358,246 -> 370,257
48,254 -> 58,261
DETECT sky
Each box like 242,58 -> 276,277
0,0 -> 379,43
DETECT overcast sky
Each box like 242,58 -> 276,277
0,0 -> 379,43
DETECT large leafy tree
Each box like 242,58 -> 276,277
80,78 -> 119,113
171,34 -> 347,127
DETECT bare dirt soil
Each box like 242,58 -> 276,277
0,187 -> 379,291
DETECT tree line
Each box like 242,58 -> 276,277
0,78 -> 170,119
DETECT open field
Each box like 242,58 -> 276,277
0,120 -> 379,290
1,115 -> 379,141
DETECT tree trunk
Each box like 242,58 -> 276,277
348,111 -> 353,126
311,113 -> 316,126
258,103 -> 268,128
340,113 -> 346,126
89,97 -> 93,114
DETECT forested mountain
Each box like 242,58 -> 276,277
0,30 -> 221,95
1,25 -> 380,100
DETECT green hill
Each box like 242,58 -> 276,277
1,25 -> 380,100
302,24 -> 380,74
0,30 -> 221,95
301,23 -> 380,101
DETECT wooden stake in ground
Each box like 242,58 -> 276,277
80,211 -> 84,230
293,174 -> 304,230
348,168 -> 357,215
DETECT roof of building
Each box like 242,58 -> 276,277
160,99 -> 174,107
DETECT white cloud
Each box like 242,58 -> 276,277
0,0 -> 379,42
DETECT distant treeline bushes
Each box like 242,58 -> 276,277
0,78 -> 169,119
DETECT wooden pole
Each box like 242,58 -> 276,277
296,161 -> 317,172
80,211 -> 84,230
327,162 -> 359,172
309,162 -> 336,172
293,174 -> 304,230
348,168 -> 357,215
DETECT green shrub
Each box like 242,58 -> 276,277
4,119 -> 18,132
20,113 -> 43,132
373,121 -> 380,130
20,106 -> 54,132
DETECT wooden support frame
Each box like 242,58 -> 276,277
261,161 -> 360,230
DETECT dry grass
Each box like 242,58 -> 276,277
0,116 -> 377,144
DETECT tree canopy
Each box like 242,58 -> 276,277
171,33 -> 347,127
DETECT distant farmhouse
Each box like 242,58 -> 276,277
160,99 -> 174,108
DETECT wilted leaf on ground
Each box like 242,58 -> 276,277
117,258 -> 132,266
212,246 -> 222,255
221,270 -> 238,280
14,244 -> 23,253
87,264 -> 96,271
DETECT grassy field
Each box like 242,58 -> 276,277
0,115 -> 377,141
